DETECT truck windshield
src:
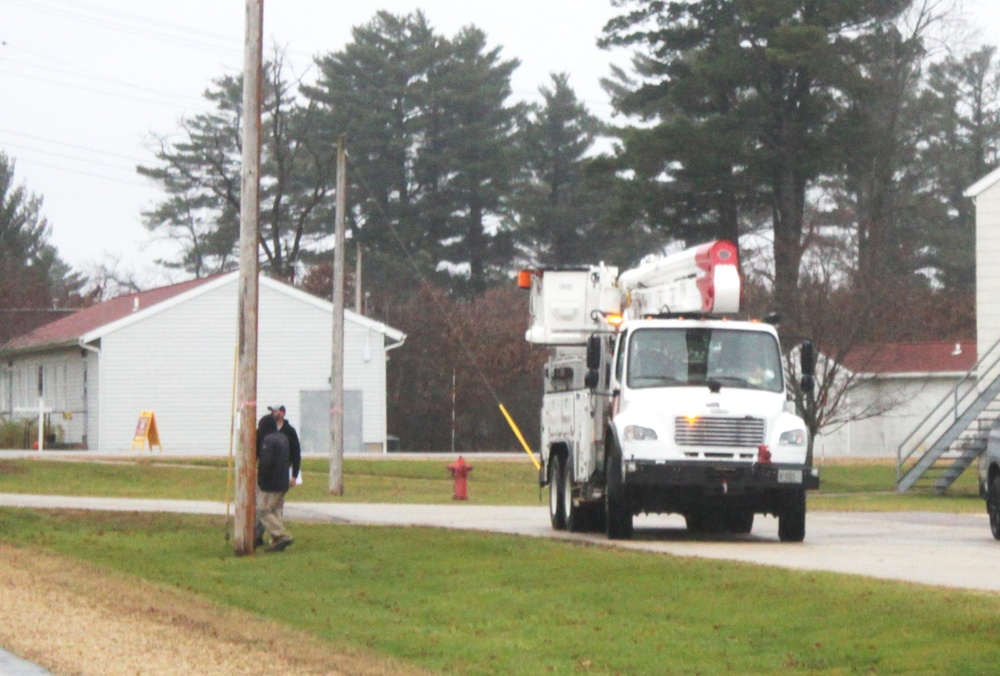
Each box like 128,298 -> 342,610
626,327 -> 783,392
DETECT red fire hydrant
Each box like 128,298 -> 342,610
448,456 -> 473,500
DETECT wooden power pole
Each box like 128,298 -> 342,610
234,0 -> 264,555
329,136 -> 347,495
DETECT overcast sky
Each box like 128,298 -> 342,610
1,0 -> 999,289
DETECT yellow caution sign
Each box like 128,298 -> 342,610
130,410 -> 162,452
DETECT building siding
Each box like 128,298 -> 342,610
98,283 -> 238,452
976,181 -> 1000,364
813,374 -> 972,457
256,283 -> 390,449
2,274 -> 400,453
0,349 -> 88,447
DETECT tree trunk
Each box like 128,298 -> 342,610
772,167 -> 804,324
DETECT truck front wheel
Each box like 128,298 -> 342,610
549,455 -> 567,530
777,491 -> 806,542
605,452 -> 633,540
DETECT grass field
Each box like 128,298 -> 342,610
1,506 -> 999,674
1,457 -> 998,672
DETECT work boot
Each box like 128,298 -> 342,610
265,536 -> 294,553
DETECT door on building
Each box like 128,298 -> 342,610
299,389 -> 363,454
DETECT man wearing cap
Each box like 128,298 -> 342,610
268,404 -> 302,487
255,415 -> 294,552
253,405 -> 302,550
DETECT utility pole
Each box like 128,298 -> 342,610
329,135 -> 347,495
355,241 -> 363,314
234,0 -> 263,555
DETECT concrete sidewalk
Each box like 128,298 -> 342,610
0,649 -> 51,675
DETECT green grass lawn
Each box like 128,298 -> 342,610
0,456 -> 541,504
0,455 -> 988,512
1,506 -> 999,674
1,458 -> 997,671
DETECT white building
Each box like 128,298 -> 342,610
0,273 -> 405,454
812,341 -> 976,459
967,168 -> 1000,362
816,164 -> 1000,463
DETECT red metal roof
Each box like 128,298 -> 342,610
840,340 -> 977,375
1,275 -> 220,354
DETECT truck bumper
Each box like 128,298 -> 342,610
613,460 -> 818,517
624,460 -> 820,493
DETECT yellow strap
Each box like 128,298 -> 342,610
498,403 -> 541,470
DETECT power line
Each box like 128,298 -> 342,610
9,156 -> 150,188
0,66 -> 213,113
0,0 -> 315,64
1,46 -> 208,107
0,139 -> 135,174
0,0 -> 239,57
0,128 -> 147,163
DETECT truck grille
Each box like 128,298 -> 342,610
674,416 -> 765,447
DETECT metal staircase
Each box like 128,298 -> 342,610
897,337 -> 1000,494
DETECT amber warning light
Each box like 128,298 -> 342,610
517,270 -> 533,289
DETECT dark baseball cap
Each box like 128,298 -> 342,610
267,404 -> 286,413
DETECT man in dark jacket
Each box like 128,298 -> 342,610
256,415 -> 294,552
268,404 -> 301,485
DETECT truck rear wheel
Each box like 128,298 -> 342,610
548,455 -> 567,530
778,491 -> 806,542
563,455 -> 585,532
605,452 -> 633,540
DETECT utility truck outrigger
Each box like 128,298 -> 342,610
520,241 -> 819,541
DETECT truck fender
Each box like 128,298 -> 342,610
604,425 -> 623,476
541,442 -> 571,487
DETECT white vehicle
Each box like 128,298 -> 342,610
520,241 -> 819,541
978,427 -> 1000,538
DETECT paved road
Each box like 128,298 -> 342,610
1,493 -> 998,592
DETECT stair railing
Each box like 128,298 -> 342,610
896,336 -> 1000,485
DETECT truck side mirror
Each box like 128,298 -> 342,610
585,335 -> 601,390
586,335 -> 601,371
800,340 -> 815,395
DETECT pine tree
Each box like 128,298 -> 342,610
601,0 -> 911,321
138,51 -> 334,281
514,73 -> 609,266
0,152 -> 89,341
304,12 -> 523,296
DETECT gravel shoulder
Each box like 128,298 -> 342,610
0,544 -> 417,675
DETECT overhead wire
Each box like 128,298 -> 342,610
1,47 -> 209,108
0,0 -> 239,57
0,0 -> 315,189
0,127 -> 154,186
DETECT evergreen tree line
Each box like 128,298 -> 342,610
5,4 -> 1000,449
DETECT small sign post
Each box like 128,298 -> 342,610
130,410 -> 162,452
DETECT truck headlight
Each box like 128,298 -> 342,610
624,425 -> 658,441
779,429 -> 807,446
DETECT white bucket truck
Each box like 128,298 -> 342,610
520,241 -> 819,541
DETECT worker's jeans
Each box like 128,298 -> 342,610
256,489 -> 290,542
